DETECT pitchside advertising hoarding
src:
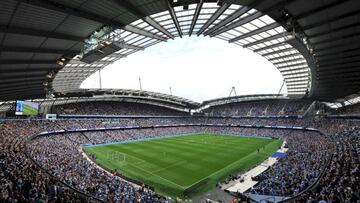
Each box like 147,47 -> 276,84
15,100 -> 39,116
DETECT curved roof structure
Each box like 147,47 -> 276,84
0,88 -> 199,113
200,94 -> 289,107
1,0 -> 359,102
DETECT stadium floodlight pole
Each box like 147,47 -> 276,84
169,87 -> 172,95
229,86 -> 237,97
278,79 -> 286,94
139,77 -> 142,91
99,69 -> 102,89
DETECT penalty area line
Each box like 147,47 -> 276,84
150,160 -> 188,174
128,161 -> 186,189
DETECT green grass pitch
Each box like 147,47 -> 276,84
84,134 -> 282,198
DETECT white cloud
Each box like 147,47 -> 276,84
81,36 -> 286,102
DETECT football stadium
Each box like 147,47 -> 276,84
0,0 -> 360,203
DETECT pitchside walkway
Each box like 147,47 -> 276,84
222,142 -> 288,194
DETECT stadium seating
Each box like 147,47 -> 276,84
0,101 -> 359,203
204,100 -> 313,117
52,101 -> 188,116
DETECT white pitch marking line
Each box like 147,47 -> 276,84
127,161 -> 186,189
150,160 -> 188,174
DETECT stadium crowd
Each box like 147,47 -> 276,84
52,101 -> 188,116
250,131 -> 332,197
0,99 -> 359,203
330,103 -> 360,115
295,120 -> 360,203
27,123 -> 336,202
205,99 -> 312,117
0,121 -> 89,202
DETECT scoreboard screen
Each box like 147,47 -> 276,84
15,100 -> 39,116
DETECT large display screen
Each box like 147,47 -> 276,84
15,100 -> 39,115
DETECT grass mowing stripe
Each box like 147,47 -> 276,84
151,160 -> 188,174
184,140 -> 278,188
125,159 -> 186,189
84,134 -> 282,198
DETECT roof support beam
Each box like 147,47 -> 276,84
13,1 -> 162,47
317,72 -> 360,80
0,66 -> 57,72
189,0 -> 204,36
317,79 -> 360,85
314,47 -> 360,59
0,76 -> 45,84
205,6 -> 252,36
0,85 -> 44,92
0,81 -> 43,88
243,32 -> 287,48
262,0 -> 298,13
287,87 -> 307,91
287,90 -> 307,94
317,67 -> 360,76
0,92 -> 44,100
0,60 -> 59,65
294,0 -> 351,21
20,0 -> 168,42
317,54 -> 360,64
229,22 -> 279,43
280,66 -> 309,73
282,70 -> 309,77
318,61 -> 360,70
287,91 -> 307,95
119,43 -> 144,51
276,62 -> 308,70
0,91 -> 44,98
112,0 -> 174,39
284,76 -> 310,84
0,25 -> 83,42
314,40 -> 360,55
144,16 -> 174,39
286,83 -> 309,88
53,79 -> 83,83
312,31 -> 360,46
18,0 -> 125,28
307,22 -> 360,39
303,8 -> 360,31
165,0 -> 182,37
197,2 -> 230,35
284,74 -> 309,80
253,41 -> 285,52
283,75 -> 309,81
286,79 -> 309,85
206,0 -> 264,36
268,53 -> 301,61
0,46 -> 79,54
211,12 -> 263,37
318,57 -> 360,67
123,25 -> 167,41
0,72 -> 47,79
285,78 -> 309,82
12,4 -> 162,43
261,47 -> 294,57
287,82 -> 308,87
274,57 -> 305,65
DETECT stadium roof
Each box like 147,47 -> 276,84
200,94 -> 289,108
0,88 -> 199,113
1,0 -> 360,102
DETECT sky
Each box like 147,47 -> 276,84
81,36 -> 286,102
